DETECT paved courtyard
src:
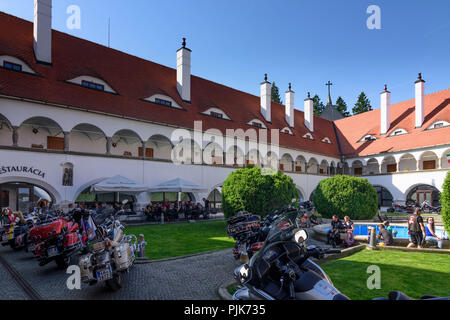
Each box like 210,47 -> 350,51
0,245 -> 238,300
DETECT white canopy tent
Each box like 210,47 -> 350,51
148,178 -> 208,202
90,175 -> 150,201
148,178 -> 208,193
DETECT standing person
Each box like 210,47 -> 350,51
377,224 -> 394,246
203,198 -> 210,219
425,217 -> 443,249
407,208 -> 426,248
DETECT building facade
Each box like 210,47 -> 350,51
0,2 -> 449,212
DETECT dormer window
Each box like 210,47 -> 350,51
321,137 -> 331,144
281,127 -> 293,135
359,134 -> 376,142
389,128 -> 408,137
3,61 -> 22,72
67,76 -> 116,93
427,120 -> 449,130
155,98 -> 172,107
247,119 -> 267,129
81,80 -> 104,91
302,132 -> 314,140
210,111 -> 223,119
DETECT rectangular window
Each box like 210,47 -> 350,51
434,123 -> 443,129
47,136 -> 64,150
295,166 -> 302,172
251,122 -> 262,128
386,164 -> 397,173
354,167 -> 362,176
423,160 -> 436,170
138,147 -> 154,158
81,80 -> 104,91
280,164 -> 284,171
155,98 -> 172,107
210,111 -> 223,119
3,61 -> 22,72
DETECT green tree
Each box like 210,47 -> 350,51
441,171 -> 450,233
312,175 -> 378,220
222,166 -> 299,218
335,96 -> 350,117
352,91 -> 372,115
312,94 -> 325,116
271,81 -> 282,104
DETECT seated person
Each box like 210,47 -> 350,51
309,212 -> 320,226
377,224 -> 394,246
327,215 -> 343,245
425,217 -> 443,249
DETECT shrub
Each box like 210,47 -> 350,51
222,166 -> 298,218
312,175 -> 378,220
441,171 -> 450,234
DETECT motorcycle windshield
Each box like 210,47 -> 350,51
264,209 -> 299,246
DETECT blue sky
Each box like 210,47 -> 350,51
2,0 -> 450,113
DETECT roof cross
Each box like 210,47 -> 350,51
325,80 -> 333,106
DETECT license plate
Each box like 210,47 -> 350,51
96,266 -> 112,281
47,247 -> 59,257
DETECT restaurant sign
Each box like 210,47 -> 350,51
0,166 -> 46,178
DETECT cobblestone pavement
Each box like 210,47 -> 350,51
0,245 -> 238,300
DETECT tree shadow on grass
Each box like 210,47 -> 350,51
322,260 -> 450,300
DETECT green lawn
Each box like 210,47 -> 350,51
124,221 -> 235,260
321,250 -> 450,300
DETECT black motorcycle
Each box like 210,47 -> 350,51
233,210 -> 450,300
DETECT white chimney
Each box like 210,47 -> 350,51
176,38 -> 191,102
380,84 -> 391,135
304,92 -> 314,132
285,83 -> 294,127
415,73 -> 425,128
260,74 -> 271,122
33,0 -> 52,65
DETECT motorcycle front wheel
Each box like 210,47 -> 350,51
105,273 -> 123,291
55,256 -> 71,269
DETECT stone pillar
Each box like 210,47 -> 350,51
106,137 -> 112,155
12,126 -> 19,147
379,164 -> 383,174
437,158 -> 441,169
416,160 -> 420,171
141,141 -> 146,158
63,131 -> 70,152
291,161 -> 295,172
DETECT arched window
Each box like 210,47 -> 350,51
207,188 -> 222,210
406,185 -> 441,206
373,186 -> 393,207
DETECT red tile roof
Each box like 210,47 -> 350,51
0,12 -> 449,159
334,89 -> 450,157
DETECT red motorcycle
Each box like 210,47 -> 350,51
30,217 -> 82,268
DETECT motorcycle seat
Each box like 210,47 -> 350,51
388,291 -> 413,300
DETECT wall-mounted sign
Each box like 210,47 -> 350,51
0,166 -> 46,178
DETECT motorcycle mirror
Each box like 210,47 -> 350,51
238,264 -> 251,284
295,229 -> 308,243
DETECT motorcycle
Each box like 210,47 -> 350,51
0,210 -> 36,251
233,210 -> 450,300
31,212 -> 83,268
78,200 -> 137,291
420,201 -> 441,214
227,212 -> 265,262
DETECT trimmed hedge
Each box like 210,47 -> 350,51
222,166 -> 298,218
312,175 -> 378,220
441,171 -> 450,234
